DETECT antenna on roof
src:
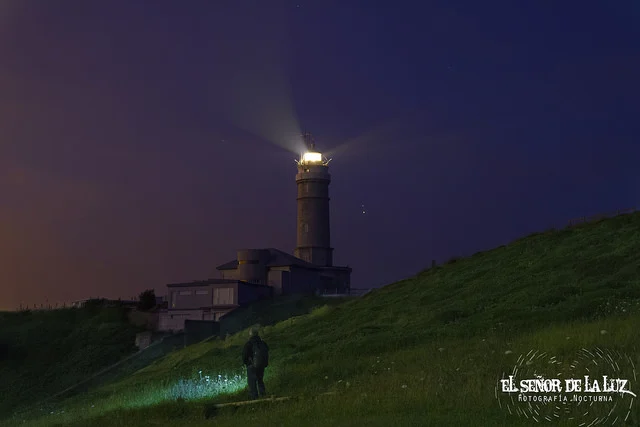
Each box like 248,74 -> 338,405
302,132 -> 315,151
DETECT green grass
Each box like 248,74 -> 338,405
0,305 -> 142,416
218,293 -> 351,336
3,213 -> 640,426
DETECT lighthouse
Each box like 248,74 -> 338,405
159,133 -> 352,332
294,133 -> 333,266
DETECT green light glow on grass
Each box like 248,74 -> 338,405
121,370 -> 247,409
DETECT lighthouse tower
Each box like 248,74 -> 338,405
294,133 -> 333,266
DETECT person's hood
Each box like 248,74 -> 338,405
249,335 -> 262,343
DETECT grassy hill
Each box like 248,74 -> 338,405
0,305 -> 142,417
217,293 -> 351,337
4,213 -> 640,426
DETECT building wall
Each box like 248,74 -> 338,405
158,307 -> 238,332
169,286 -> 213,309
238,282 -> 273,305
318,268 -> 351,293
162,280 -> 281,331
220,270 -> 238,280
267,267 -> 292,296
158,309 -> 204,332
288,267 -> 321,294
169,284 -> 238,310
236,249 -> 269,284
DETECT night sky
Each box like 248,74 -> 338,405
1,1 -> 638,310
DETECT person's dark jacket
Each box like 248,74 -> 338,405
243,335 -> 269,367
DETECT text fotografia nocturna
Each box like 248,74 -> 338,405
500,375 -> 636,402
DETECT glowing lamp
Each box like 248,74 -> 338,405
302,152 -> 322,163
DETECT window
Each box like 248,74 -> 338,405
195,290 -> 209,295
179,290 -> 192,296
213,287 -> 233,305
304,223 -> 309,233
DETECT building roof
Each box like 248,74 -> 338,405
166,278 -> 272,289
216,248 -> 321,270
167,279 -> 240,288
216,260 -> 239,270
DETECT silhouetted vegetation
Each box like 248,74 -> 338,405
137,289 -> 157,312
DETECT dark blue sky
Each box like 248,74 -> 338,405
1,1 -> 638,309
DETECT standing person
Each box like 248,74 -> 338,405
243,326 -> 269,400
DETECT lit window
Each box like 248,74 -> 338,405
304,223 -> 309,233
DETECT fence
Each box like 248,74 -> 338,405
567,207 -> 636,227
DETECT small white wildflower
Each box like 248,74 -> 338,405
338,380 -> 342,383
456,367 -> 460,371
324,376 -> 328,380
401,384 -> 407,389
505,350 -> 513,355
438,347 -> 445,352
346,382 -> 350,387
420,377 -> 424,381
566,337 -> 571,340
600,330 -> 607,335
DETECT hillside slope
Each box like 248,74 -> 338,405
6,213 -> 640,426
0,305 -> 141,416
